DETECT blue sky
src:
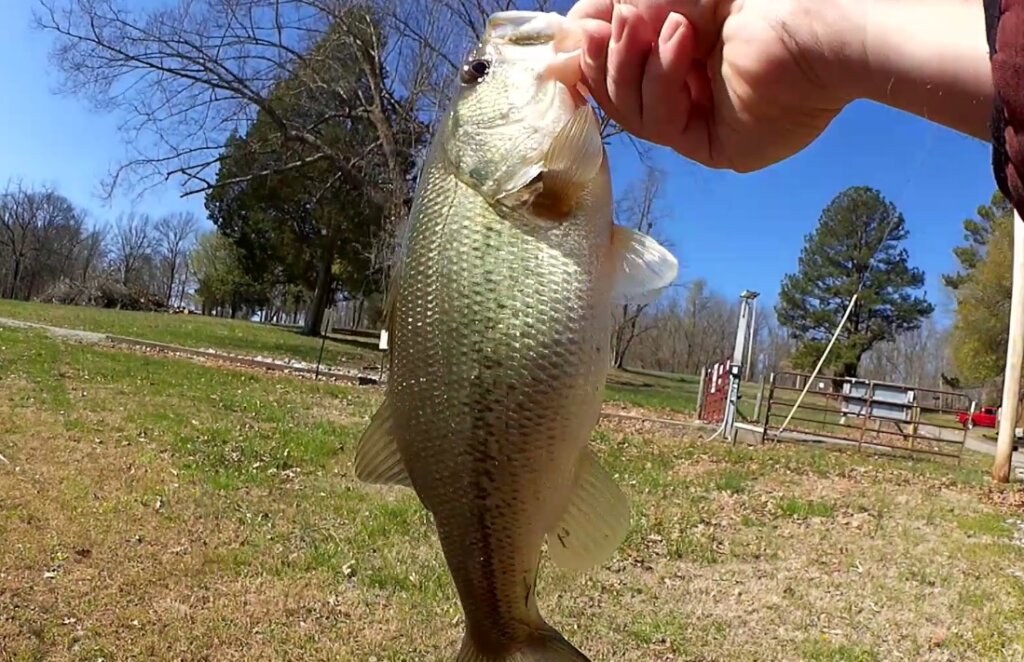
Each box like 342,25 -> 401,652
1,1 -> 999,326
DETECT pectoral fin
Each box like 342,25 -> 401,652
512,105 -> 604,221
353,400 -> 412,488
609,225 -> 679,305
544,104 -> 603,192
546,448 -> 630,571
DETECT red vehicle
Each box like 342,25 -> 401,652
957,406 -> 999,429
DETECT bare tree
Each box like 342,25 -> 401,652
154,212 -> 199,306
860,317 -> 953,389
756,311 -> 797,378
609,166 -> 676,368
78,223 -> 110,282
37,1 -> 358,196
621,278 -> 743,376
0,180 -> 85,300
111,212 -> 157,291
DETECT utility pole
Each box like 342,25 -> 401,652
993,209 -> 1024,482
725,289 -> 760,442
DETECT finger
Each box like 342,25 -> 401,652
662,62 -> 717,165
687,63 -> 713,111
670,103 -> 717,167
642,12 -> 696,145
568,0 -> 675,26
577,20 -> 616,118
606,4 -> 655,132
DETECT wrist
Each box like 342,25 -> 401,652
828,0 -> 994,140
774,0 -> 868,110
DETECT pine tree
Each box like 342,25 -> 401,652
776,186 -> 934,379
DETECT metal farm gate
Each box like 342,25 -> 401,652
760,371 -> 975,463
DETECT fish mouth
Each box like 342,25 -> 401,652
485,10 -> 584,52
485,11 -> 587,99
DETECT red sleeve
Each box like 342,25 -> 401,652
986,0 -> 1024,213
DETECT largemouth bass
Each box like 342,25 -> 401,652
354,10 -> 678,661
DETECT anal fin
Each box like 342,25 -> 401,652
353,399 -> 412,488
546,448 -> 630,571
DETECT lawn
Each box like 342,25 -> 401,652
605,367 -> 763,420
0,299 -> 381,369
0,300 -> 755,417
2,325 -> 1023,660
604,368 -> 702,415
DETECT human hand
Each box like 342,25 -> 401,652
567,0 -> 858,172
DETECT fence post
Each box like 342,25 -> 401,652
760,372 -> 775,444
695,365 -> 707,421
315,307 -> 335,380
857,382 -> 873,454
958,400 -> 976,467
753,374 -> 766,422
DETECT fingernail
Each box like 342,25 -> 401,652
660,12 -> 686,46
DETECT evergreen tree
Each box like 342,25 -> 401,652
776,186 -> 934,379
942,190 -> 1013,291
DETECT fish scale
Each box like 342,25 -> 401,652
395,167 -> 607,655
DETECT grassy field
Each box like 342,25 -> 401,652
0,299 -> 381,369
604,368 -> 703,414
605,367 -> 763,420
3,325 -> 1024,661
0,300 -> 732,416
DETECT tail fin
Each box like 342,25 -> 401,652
455,624 -> 591,662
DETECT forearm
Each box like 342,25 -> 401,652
833,0 -> 995,141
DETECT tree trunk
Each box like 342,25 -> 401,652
829,360 -> 860,392
302,247 -> 335,337
7,257 -> 22,299
164,262 -> 177,307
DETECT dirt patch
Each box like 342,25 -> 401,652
0,316 -> 110,344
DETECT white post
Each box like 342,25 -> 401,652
744,302 -> 758,382
725,290 -> 759,442
993,210 -> 1024,482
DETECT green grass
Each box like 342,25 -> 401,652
603,368 -> 700,414
801,639 -> 880,662
1,301 -> 772,419
2,325 -> 1024,661
956,512 -> 1013,538
604,367 -> 763,417
713,468 -> 751,494
778,498 -> 836,520
0,298 -> 381,368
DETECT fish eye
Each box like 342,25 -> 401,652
460,58 -> 491,85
